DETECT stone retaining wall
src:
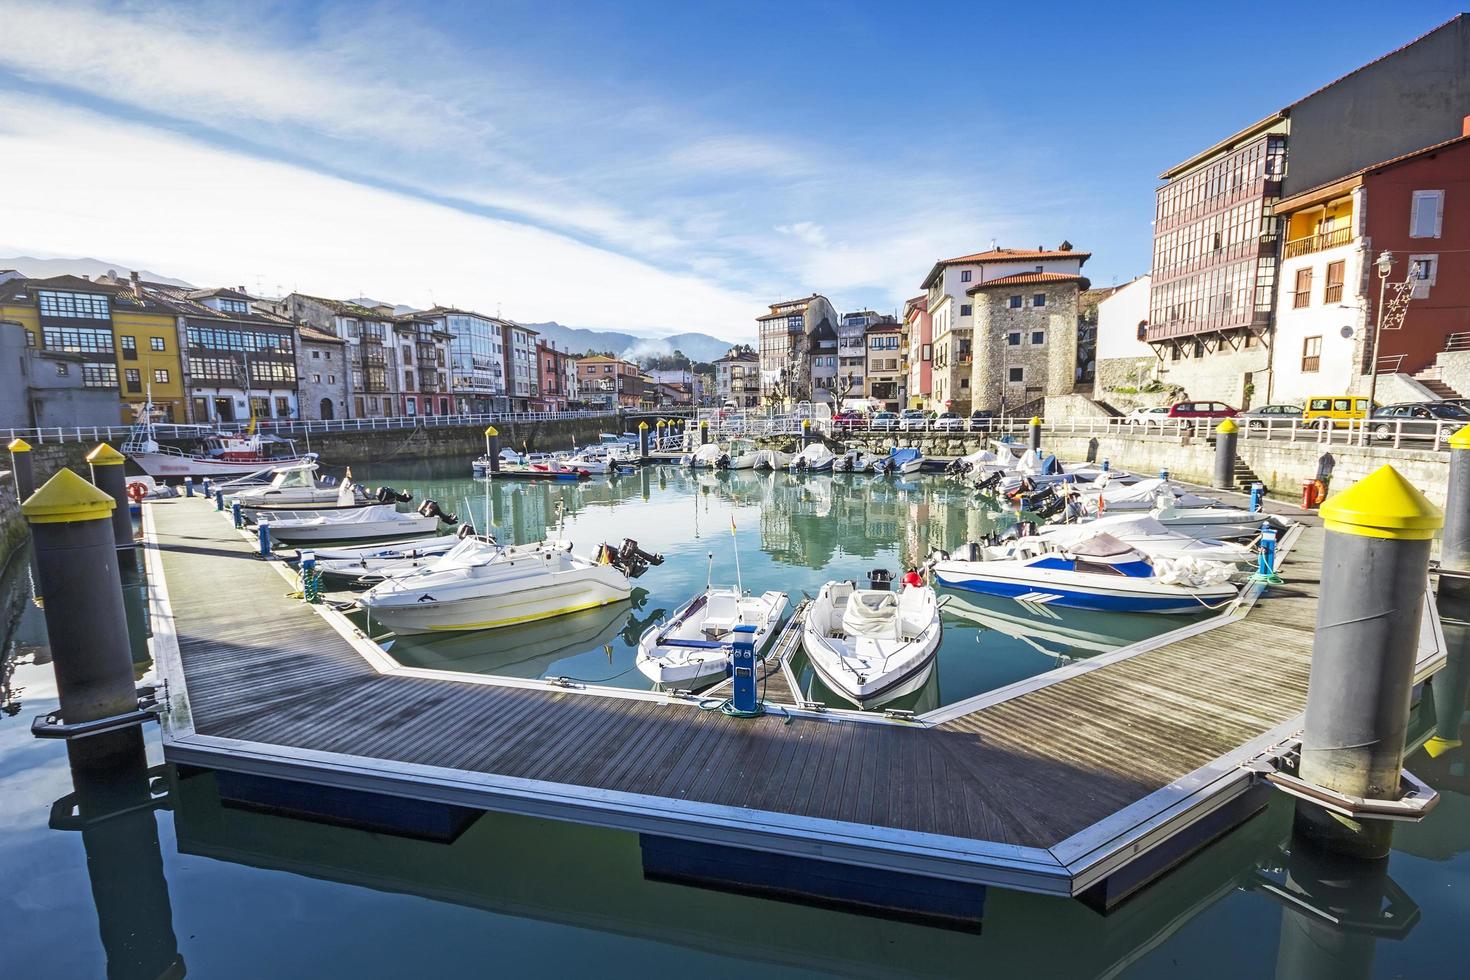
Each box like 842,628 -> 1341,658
0,470 -> 23,572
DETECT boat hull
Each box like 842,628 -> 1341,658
362,568 -> 632,634
932,563 -> 1234,614
263,514 -> 439,544
129,451 -> 314,479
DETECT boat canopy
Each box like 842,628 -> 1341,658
1069,533 -> 1136,558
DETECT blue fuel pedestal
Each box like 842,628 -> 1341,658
729,624 -> 759,714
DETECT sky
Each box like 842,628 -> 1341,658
0,1 -> 1464,342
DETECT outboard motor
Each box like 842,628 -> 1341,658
975,470 -> 1002,494
867,568 -> 893,592
455,522 -> 478,539
418,499 -> 459,524
376,485 -> 413,504
715,452 -> 731,469
602,538 -> 665,578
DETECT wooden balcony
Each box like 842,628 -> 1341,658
1282,226 -> 1352,259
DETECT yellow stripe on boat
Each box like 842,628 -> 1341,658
421,596 -> 623,632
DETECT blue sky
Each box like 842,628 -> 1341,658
0,1 -> 1463,340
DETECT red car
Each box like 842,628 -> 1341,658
831,410 -> 864,431
1166,400 -> 1239,420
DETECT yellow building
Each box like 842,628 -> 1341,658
109,294 -> 186,423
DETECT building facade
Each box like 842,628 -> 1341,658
414,307 -> 508,413
577,355 -> 643,409
836,310 -> 879,401
1269,134 -> 1470,404
0,319 -> 118,427
536,340 -> 576,411
270,294 -> 398,418
503,323 -> 540,411
864,319 -> 903,411
1094,275 -> 1156,390
163,287 -> 299,423
969,272 -> 1086,413
391,312 -> 452,416
294,325 -> 349,420
903,296 -> 932,409
713,348 -> 760,408
756,294 -> 839,406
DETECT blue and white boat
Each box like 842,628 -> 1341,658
876,447 -> 924,475
931,532 -> 1238,614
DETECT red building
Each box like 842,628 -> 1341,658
536,340 -> 574,411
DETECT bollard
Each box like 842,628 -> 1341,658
183,476 -> 193,498
1249,523 -> 1283,585
638,421 -> 649,459
484,425 -> 501,474
700,419 -> 710,445
655,420 -> 665,450
232,500 -> 243,528
1159,467 -> 1170,481
257,521 -> 272,558
215,488 -> 224,511
802,418 -> 813,447
21,470 -> 137,724
8,437 -> 35,501
1102,459 -> 1110,473
1251,482 -> 1265,513
1028,416 -> 1041,452
1430,424 -> 1470,754
1213,418 -> 1238,489
1296,466 -> 1442,858
85,443 -> 134,557
300,550 -> 321,604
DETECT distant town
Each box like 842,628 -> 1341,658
3,15 -> 1468,431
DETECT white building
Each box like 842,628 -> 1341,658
1094,275 -> 1155,390
416,307 -> 508,413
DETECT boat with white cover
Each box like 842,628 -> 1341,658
720,439 -> 761,470
834,449 -> 881,473
228,462 -> 354,509
1000,514 -> 1257,564
801,579 -> 942,707
751,449 -> 793,471
259,499 -> 454,544
1150,504 -> 1288,540
636,587 -> 788,688
930,532 -> 1238,614
789,443 -> 837,471
875,447 -> 924,475
309,530 -> 475,582
357,536 -> 663,634
683,443 -> 727,468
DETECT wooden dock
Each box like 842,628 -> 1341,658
144,494 -> 1447,904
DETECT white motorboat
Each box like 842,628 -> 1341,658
834,449 -> 881,473
1075,477 -> 1218,513
309,530 -> 475,582
931,532 -> 1239,614
635,587 -> 788,688
1151,504 -> 1287,540
684,443 -> 727,468
357,536 -> 663,634
228,462 -> 351,509
801,579 -> 942,708
121,406 -> 311,478
260,500 -> 455,545
875,447 -> 924,475
789,443 -> 837,472
720,440 -> 761,470
752,449 -> 793,471
994,514 -> 1256,564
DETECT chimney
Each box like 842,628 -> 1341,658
129,270 -> 141,298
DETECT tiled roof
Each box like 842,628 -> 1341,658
966,271 -> 1087,292
297,325 -> 345,344
1274,132 -> 1470,213
188,287 -> 252,301
922,247 -> 1089,288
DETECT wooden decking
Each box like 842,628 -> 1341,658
146,494 -> 1445,896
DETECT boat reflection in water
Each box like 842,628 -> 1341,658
939,589 -> 1202,661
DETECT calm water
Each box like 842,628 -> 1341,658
342,461 -> 1202,711
2,461 -> 1469,978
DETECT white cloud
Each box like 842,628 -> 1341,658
0,98 -> 761,337
776,222 -> 829,248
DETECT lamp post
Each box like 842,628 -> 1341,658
1364,250 -> 1395,419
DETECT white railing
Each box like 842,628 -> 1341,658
1,408 -> 686,446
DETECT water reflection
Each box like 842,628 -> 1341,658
1,544 -> 48,716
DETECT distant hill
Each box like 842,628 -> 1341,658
522,322 -> 739,363
0,255 -> 194,288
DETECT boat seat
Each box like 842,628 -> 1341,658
841,591 -> 900,639
702,594 -> 741,634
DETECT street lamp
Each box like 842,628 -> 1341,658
1364,250 -> 1395,417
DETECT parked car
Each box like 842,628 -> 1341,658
932,411 -> 965,432
1166,400 -> 1239,421
899,409 -> 929,431
1238,404 -> 1303,430
1303,395 -> 1373,430
1123,406 -> 1172,428
968,410 -> 994,432
831,409 -> 864,431
1369,401 -> 1470,440
869,411 -> 899,431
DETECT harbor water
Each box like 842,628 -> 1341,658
2,459 -> 1469,977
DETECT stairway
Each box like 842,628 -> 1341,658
1413,364 -> 1463,400
1233,456 -> 1266,494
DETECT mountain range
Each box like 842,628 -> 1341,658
2,256 -> 743,363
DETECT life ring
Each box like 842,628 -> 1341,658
127,482 -> 149,503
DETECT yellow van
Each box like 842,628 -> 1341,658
1303,395 -> 1373,429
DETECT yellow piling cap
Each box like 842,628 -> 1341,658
1423,735 -> 1463,758
7,438 -> 31,452
802,418 -> 810,427
484,425 -> 498,437
21,468 -> 116,524
1450,424 -> 1470,450
701,419 -> 709,427
1216,418 -> 1238,434
1029,416 -> 1041,426
1319,465 -> 1443,540
85,443 -> 126,466
638,421 -> 648,429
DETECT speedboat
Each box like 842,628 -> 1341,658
260,499 -> 456,545
789,443 -> 837,472
228,462 -> 349,509
309,529 -> 476,583
834,449 -> 880,473
801,578 -> 942,708
121,406 -> 310,478
1077,477 -> 1218,513
876,447 -> 924,475
720,440 -> 761,470
752,449 -> 793,471
635,587 -> 788,689
993,514 -> 1256,564
684,443 -> 727,469
238,479 -> 405,521
357,536 -> 663,634
930,532 -> 1238,614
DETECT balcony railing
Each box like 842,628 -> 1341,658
1283,226 -> 1352,259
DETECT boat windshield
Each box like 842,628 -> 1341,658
274,466 -> 317,489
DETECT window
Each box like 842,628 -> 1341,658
1031,330 -> 1045,345
56,361 -> 69,377
1033,293 -> 1046,308
312,350 -> 321,359
43,325 -> 113,354
1299,336 -> 1323,373
920,343 -> 932,361
37,290 -> 109,319
150,337 -> 165,352
217,298 -> 249,314
960,270 -> 972,283
1324,261 -> 1345,304
1410,190 -> 1444,239
960,304 -> 972,317
1409,254 -> 1438,299
1007,331 -> 1021,346
1008,367 -> 1024,382
328,374 -> 335,384
313,373 -> 321,383
1135,321 -> 1148,342
81,363 -> 117,388
153,368 -> 170,384
1008,296 -> 1022,309
960,377 -> 970,389
120,335 -> 137,359
124,368 -> 141,391
1292,267 -> 1313,308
